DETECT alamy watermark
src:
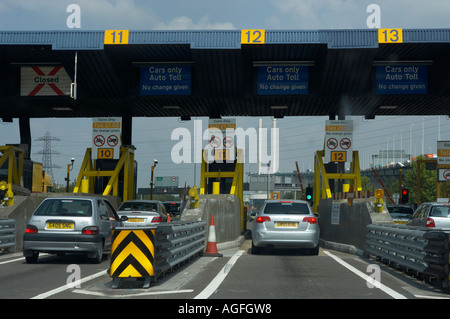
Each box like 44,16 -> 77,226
170,120 -> 279,173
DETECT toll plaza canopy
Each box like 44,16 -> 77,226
1,28 -> 450,122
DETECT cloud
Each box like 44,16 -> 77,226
268,0 -> 450,29
153,15 -> 235,30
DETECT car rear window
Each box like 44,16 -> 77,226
263,202 -> 310,215
119,202 -> 157,212
164,203 -> 181,215
34,199 -> 93,217
430,205 -> 450,217
389,207 -> 414,217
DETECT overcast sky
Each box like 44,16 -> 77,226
0,0 -> 449,188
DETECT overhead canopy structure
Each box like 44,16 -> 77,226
0,29 -> 449,149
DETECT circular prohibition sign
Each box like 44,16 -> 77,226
340,138 -> 351,150
327,138 -> 338,150
107,135 -> 119,147
223,136 -> 234,148
210,135 -> 221,148
94,135 -> 105,147
443,169 -> 450,181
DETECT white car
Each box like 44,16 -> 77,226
406,202 -> 450,230
117,200 -> 169,226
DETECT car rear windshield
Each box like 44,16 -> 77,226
164,203 -> 181,214
389,207 -> 414,217
430,205 -> 450,217
34,199 -> 93,217
119,202 -> 157,212
263,202 -> 310,215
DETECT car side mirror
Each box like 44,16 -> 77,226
120,216 -> 128,222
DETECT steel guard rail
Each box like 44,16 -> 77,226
110,221 -> 206,288
365,224 -> 449,289
0,219 -> 16,253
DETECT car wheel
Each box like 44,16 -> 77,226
251,241 -> 263,255
90,241 -> 104,264
25,252 -> 39,264
308,246 -> 319,256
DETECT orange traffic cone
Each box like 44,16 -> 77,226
167,214 -> 171,222
204,215 -> 222,257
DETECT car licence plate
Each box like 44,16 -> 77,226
47,222 -> 74,229
128,218 -> 145,223
275,222 -> 297,227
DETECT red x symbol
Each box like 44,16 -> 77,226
29,66 -> 64,96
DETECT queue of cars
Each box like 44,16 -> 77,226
22,192 -> 449,263
23,197 -> 182,263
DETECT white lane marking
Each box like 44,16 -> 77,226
0,257 -> 25,265
414,295 -> 450,299
194,250 -> 244,299
324,250 -> 407,299
72,288 -> 194,298
0,253 -> 49,265
31,269 -> 107,299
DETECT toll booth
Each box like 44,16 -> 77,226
200,148 -> 245,231
73,146 -> 137,201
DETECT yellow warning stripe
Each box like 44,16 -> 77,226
110,241 -> 154,277
110,229 -> 156,278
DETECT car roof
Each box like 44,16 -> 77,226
43,196 -> 96,200
120,200 -> 162,203
264,200 -> 309,204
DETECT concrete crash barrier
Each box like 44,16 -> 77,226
366,224 -> 450,289
0,219 -> 16,253
109,221 -> 206,289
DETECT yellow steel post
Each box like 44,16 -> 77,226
200,149 -> 207,195
74,147 -> 135,200
73,148 -> 92,193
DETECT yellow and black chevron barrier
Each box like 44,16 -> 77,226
110,227 -> 156,288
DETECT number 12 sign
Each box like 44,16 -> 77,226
241,29 -> 265,44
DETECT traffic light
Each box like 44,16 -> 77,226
401,188 -> 409,204
305,186 -> 313,202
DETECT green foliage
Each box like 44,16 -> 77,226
403,155 -> 437,204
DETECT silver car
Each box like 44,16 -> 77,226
23,196 -> 126,264
251,200 -> 320,255
116,200 -> 169,226
406,202 -> 450,230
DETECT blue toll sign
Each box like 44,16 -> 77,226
257,65 -> 308,95
140,65 -> 191,95
376,65 -> 428,95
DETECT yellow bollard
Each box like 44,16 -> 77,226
81,178 -> 89,193
189,186 -> 199,209
212,182 -> 220,194
374,189 -> 384,213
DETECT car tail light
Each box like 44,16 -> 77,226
25,225 -> 38,234
303,217 -> 318,224
426,218 -> 435,227
256,216 -> 271,223
82,226 -> 99,235
151,216 -> 161,223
